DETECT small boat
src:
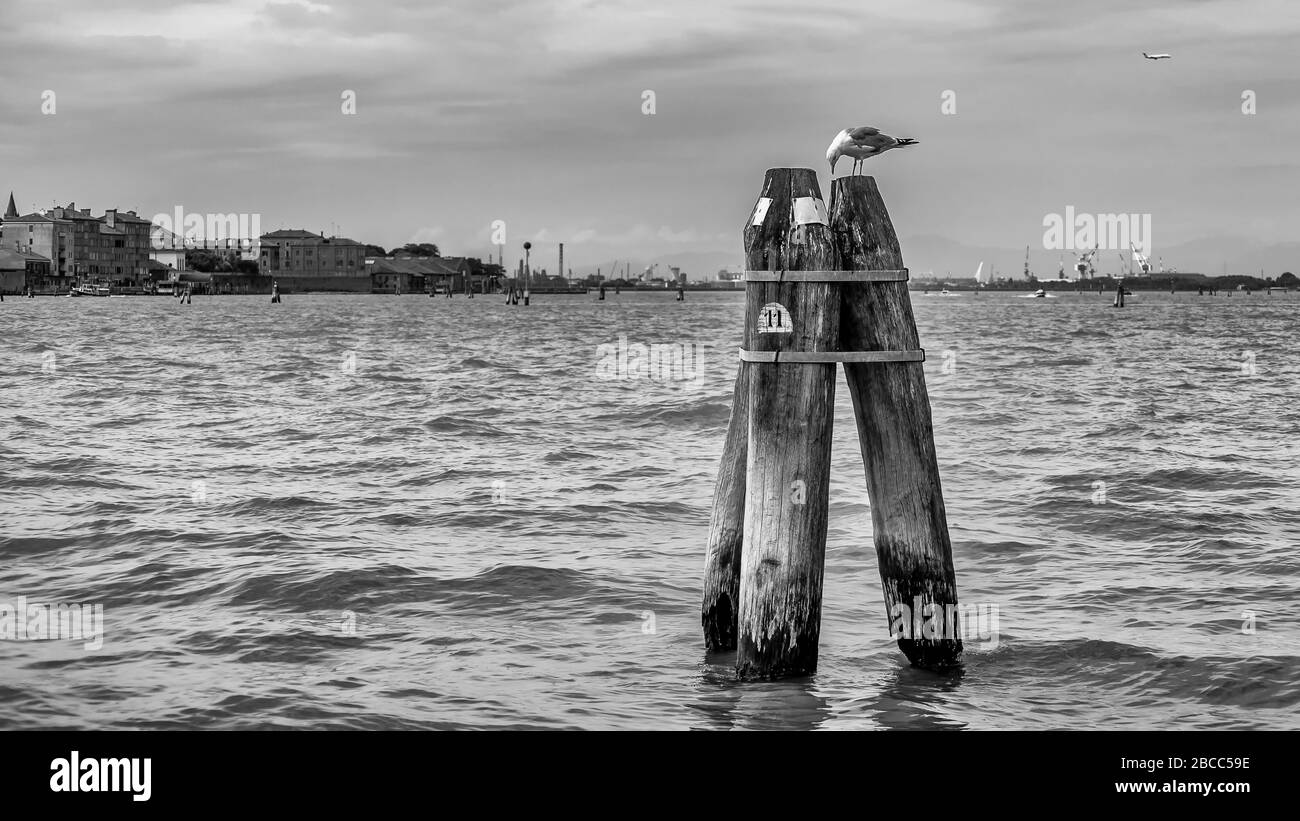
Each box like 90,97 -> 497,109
68,283 -> 112,297
1032,288 -> 1047,298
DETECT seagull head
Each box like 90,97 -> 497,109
826,145 -> 842,173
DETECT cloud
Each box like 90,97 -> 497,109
0,0 -> 1297,265
409,226 -> 446,244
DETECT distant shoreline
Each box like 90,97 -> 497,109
10,277 -> 1292,298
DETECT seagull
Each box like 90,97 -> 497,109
826,126 -> 918,176
1142,52 -> 1171,59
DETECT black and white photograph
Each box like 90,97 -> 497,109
0,0 -> 1293,804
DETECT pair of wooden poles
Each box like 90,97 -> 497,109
701,168 -> 962,679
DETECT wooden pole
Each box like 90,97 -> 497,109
830,175 -> 962,671
701,362 -> 748,651
732,168 -> 838,679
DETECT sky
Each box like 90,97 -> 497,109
1,0 -> 1298,277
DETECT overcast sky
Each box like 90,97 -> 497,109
2,0 -> 1297,272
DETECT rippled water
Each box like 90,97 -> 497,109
1,290 -> 1297,729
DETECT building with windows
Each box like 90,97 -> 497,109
365,255 -> 476,294
258,229 -> 369,292
0,247 -> 52,293
0,199 -> 153,286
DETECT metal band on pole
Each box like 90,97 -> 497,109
738,349 -> 926,364
743,269 -> 909,283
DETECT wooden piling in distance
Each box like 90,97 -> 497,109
830,175 -> 963,671
732,168 -> 839,679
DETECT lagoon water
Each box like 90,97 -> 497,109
1,289 -> 1297,729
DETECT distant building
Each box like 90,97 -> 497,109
148,226 -> 187,273
0,200 -> 152,285
99,208 -> 154,283
365,255 -> 473,293
367,256 -> 430,293
259,229 -> 368,292
429,256 -> 471,291
0,246 -> 52,293
150,224 -> 255,268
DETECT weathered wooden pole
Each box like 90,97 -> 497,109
732,168 -> 839,679
701,356 -> 749,651
831,175 -> 962,671
704,169 -> 841,660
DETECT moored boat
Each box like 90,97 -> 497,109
68,283 -> 112,297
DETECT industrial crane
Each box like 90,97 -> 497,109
1074,245 -> 1099,279
1130,243 -> 1152,276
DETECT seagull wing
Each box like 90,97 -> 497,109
851,133 -> 898,150
845,126 -> 881,140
